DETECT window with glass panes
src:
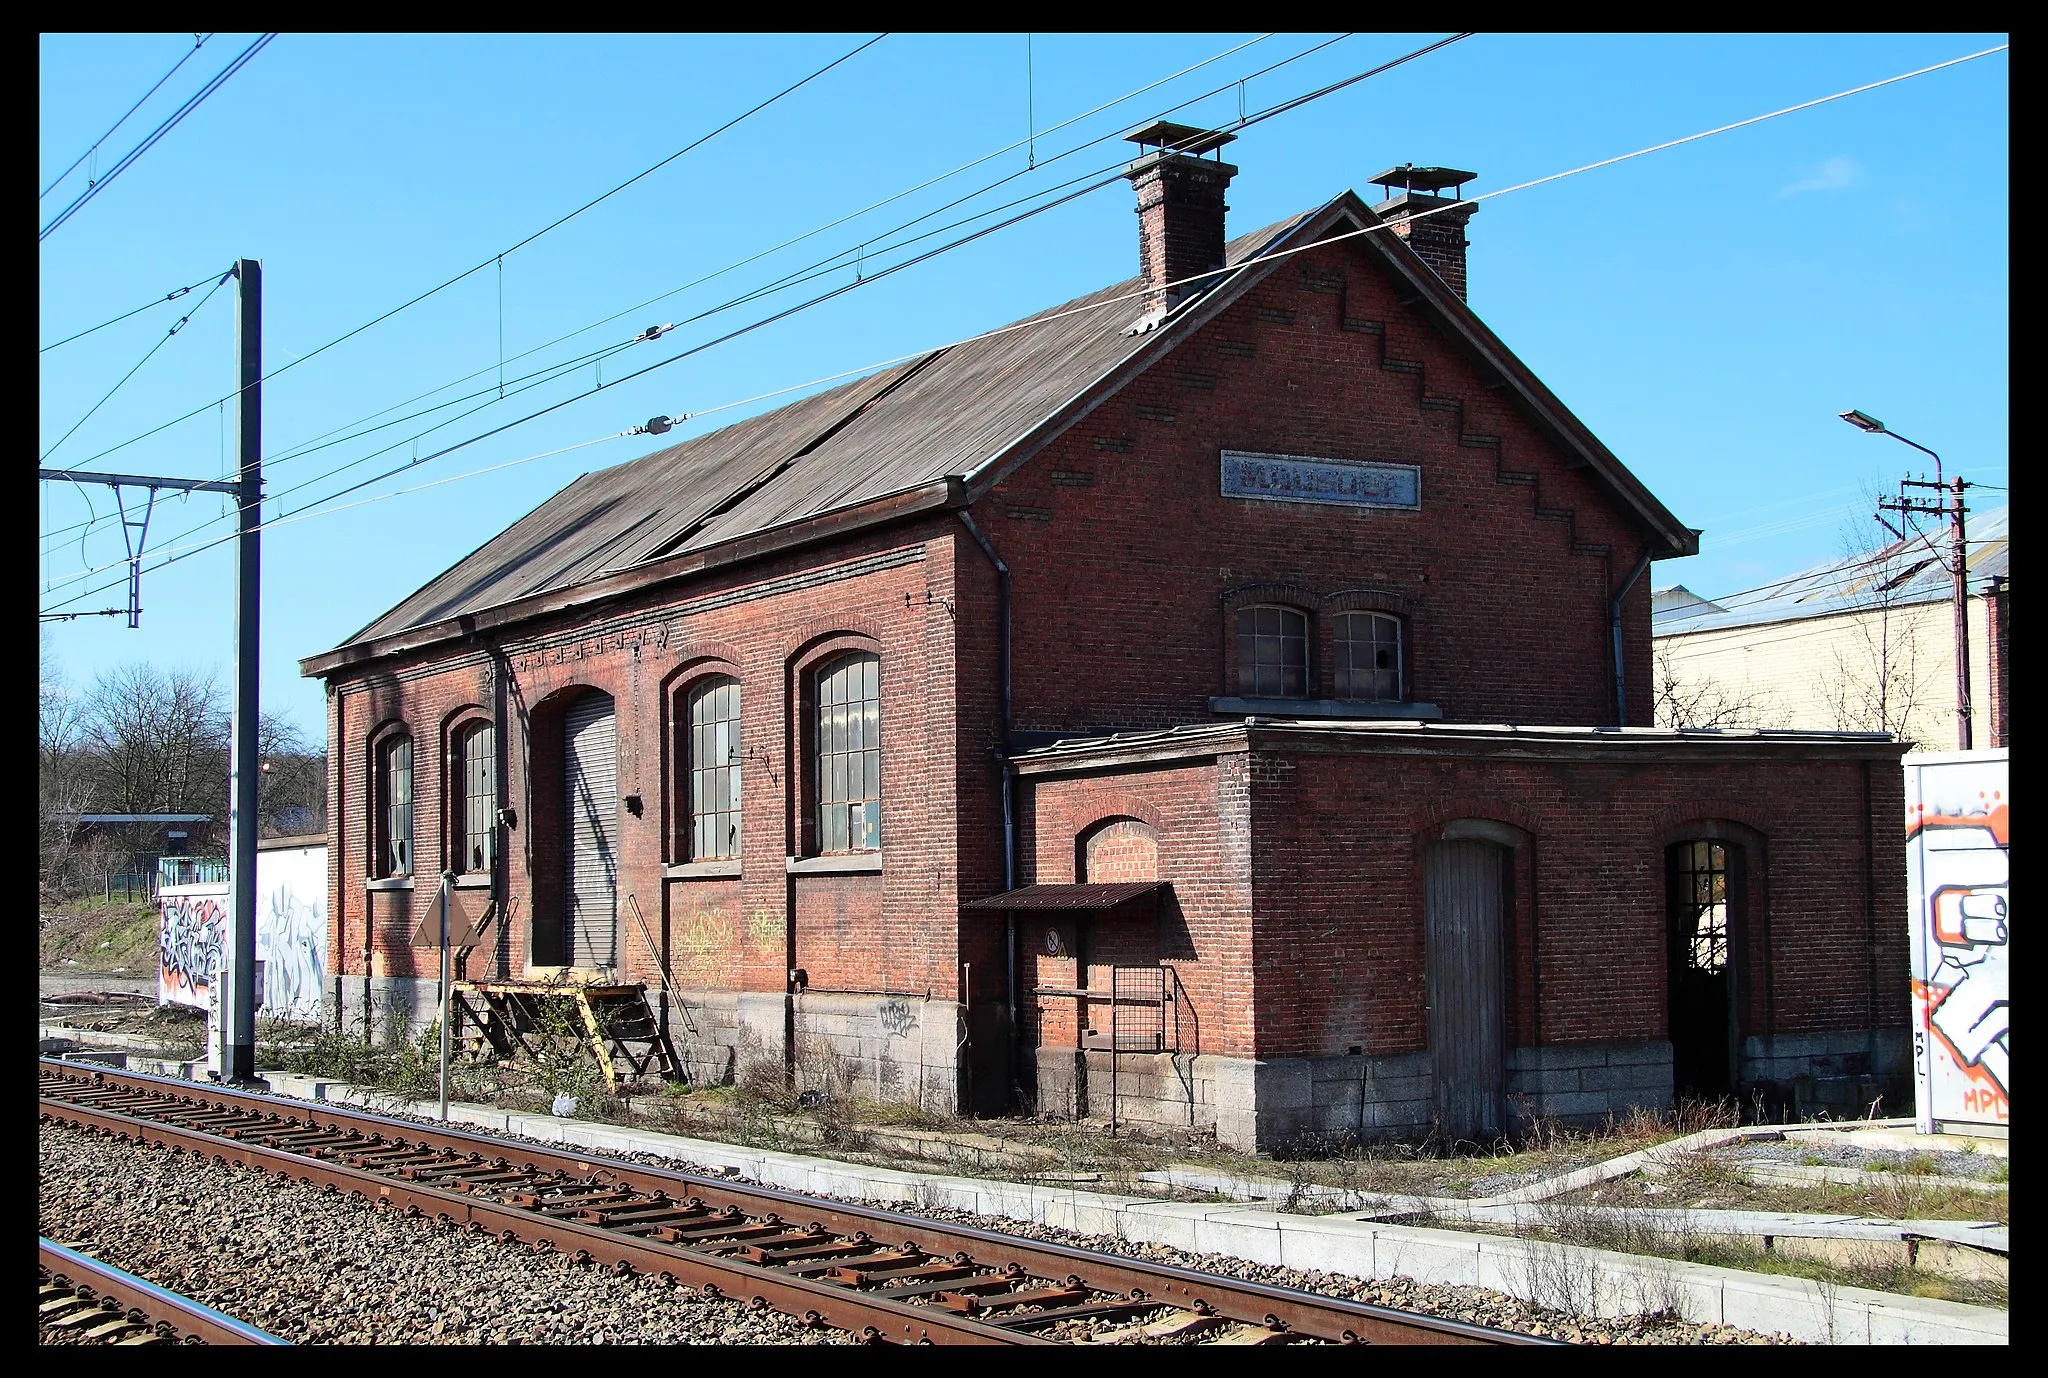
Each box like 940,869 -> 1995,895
453,721 -> 496,873
684,677 -> 741,861
1672,840 -> 1729,973
376,733 -> 413,877
1335,612 -> 1403,701
814,653 -> 880,853
1235,605 -> 1308,698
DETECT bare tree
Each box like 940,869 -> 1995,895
1653,642 -> 1783,729
257,712 -> 327,837
78,663 -> 231,817
39,644 -> 95,895
1818,512 -> 1927,740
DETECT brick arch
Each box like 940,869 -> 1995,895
1323,585 -> 1415,617
1220,584 -> 1320,699
1411,796 -> 1540,846
1076,816 -> 1160,883
1652,805 -> 1771,845
439,703 -> 495,877
787,619 -> 885,662
364,716 -> 416,880
661,657 -> 744,866
660,638 -> 745,672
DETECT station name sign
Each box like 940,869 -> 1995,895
1220,450 -> 1421,510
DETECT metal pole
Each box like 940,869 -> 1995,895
221,258 -> 261,1084
439,871 -> 453,1121
1947,478 -> 1973,750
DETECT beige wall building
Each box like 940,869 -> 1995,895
1654,507 -> 2008,751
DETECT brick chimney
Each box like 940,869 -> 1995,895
1123,122 -> 1238,317
1370,164 -> 1478,302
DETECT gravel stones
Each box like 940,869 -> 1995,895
38,1125 -> 848,1345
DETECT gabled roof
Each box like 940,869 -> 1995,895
308,193 -> 1695,675
1654,505 -> 2008,637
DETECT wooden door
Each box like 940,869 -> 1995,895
1426,840 -> 1507,1141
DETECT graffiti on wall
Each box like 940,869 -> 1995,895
160,894 -> 227,1008
158,845 -> 328,1020
258,846 -> 328,1021
1906,755 -> 2009,1132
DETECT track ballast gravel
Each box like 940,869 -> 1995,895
38,1125 -> 848,1345
227,1095 -> 1797,1344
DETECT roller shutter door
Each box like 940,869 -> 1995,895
563,694 -> 618,969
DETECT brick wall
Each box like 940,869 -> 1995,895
325,516 -> 972,1006
1012,737 -> 1908,1085
978,232 -> 1656,738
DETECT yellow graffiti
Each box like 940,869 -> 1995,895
675,908 -> 739,984
747,906 -> 783,949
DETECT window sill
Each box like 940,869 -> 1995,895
364,876 -> 415,892
666,859 -> 742,880
1208,696 -> 1443,721
786,854 -> 882,875
453,873 -> 492,890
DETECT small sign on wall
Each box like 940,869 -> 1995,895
1220,450 -> 1421,510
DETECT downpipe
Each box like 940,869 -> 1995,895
957,510 -> 1017,1100
1611,549 -> 1653,727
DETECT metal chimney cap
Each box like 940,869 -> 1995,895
1124,121 -> 1237,156
1369,164 -> 1478,198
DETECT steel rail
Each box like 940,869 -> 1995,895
39,1237 -> 289,1345
39,1060 -> 1550,1346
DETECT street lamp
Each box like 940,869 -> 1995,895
1841,409 -> 1974,749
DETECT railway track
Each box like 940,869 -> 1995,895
39,1059 -> 1556,1346
40,1237 -> 288,1345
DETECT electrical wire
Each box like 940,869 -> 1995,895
39,268 -> 232,354
40,33 -> 213,200
230,35 -> 886,395
39,33 -> 275,242
50,31 -> 1321,479
41,33 -> 1396,556
39,268 -> 235,463
39,40 -> 2008,614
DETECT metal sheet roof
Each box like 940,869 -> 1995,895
1654,506 -> 2007,637
320,189 -> 1694,664
960,881 -> 1164,910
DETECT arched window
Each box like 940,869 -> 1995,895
683,676 -> 741,861
1235,605 -> 1308,698
375,732 -> 413,878
1335,611 -> 1403,702
814,652 -> 881,853
451,720 -> 497,874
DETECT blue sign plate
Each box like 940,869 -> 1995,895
1219,450 -> 1421,510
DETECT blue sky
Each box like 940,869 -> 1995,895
39,32 -> 2009,739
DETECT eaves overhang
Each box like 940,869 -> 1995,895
299,476 -> 964,679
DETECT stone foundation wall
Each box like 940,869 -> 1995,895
1742,1029 -> 1913,1120
1039,1040 -> 1677,1152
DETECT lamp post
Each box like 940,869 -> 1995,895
1840,411 -> 1974,749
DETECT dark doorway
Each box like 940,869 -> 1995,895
1667,840 -> 1739,1099
1425,839 -> 1508,1141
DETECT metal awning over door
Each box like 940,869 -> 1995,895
563,693 -> 619,969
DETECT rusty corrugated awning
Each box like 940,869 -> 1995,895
960,882 -> 1164,911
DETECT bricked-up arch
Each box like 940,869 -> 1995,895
1660,817 -> 1769,1098
1077,817 -> 1159,883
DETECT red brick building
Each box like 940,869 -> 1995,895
302,127 -> 1909,1149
